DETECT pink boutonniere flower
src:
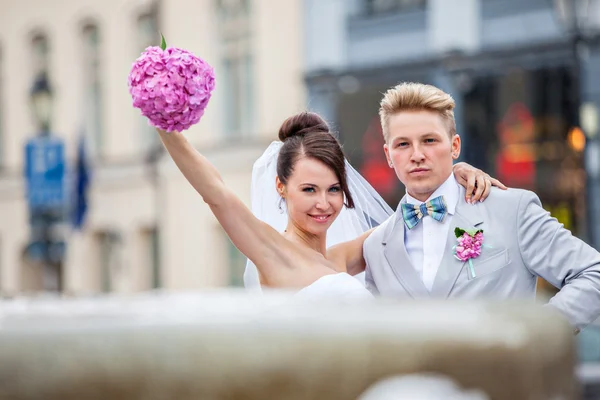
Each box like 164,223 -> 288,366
454,228 -> 484,278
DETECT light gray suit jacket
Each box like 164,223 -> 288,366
364,187 -> 600,330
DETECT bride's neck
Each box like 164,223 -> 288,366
284,223 -> 327,256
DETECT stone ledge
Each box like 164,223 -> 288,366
0,292 -> 577,400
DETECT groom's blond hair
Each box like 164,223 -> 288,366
379,82 -> 456,141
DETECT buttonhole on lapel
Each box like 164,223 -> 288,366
382,242 -> 387,246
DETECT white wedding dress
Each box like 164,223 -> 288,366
295,273 -> 374,301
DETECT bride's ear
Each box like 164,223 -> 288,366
275,176 -> 285,197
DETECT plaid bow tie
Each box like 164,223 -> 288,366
401,195 -> 448,230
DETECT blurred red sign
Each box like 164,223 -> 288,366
495,103 -> 536,188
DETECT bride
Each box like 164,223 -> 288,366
157,112 -> 502,298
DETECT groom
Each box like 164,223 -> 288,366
363,82 -> 600,332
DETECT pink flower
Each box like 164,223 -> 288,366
128,46 -> 216,132
455,231 -> 483,262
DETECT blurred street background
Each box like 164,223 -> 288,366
0,0 -> 600,376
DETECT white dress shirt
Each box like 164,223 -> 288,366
403,174 -> 460,291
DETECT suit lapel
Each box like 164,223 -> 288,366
383,209 -> 430,298
431,191 -> 484,298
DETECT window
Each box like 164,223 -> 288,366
136,10 -> 160,151
463,67 -> 585,240
218,0 -> 255,136
31,33 -> 49,78
30,33 -> 51,133
146,227 -> 161,288
82,23 -> 104,157
96,230 -> 122,292
364,0 -> 426,14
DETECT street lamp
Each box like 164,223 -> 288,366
552,0 -> 600,248
30,71 -> 53,135
26,71 -> 64,292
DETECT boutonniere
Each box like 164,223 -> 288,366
454,228 -> 484,278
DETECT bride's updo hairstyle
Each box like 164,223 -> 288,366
277,111 -> 355,208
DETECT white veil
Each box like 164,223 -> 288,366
243,141 -> 394,292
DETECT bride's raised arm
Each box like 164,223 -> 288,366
157,129 -> 296,276
129,42 -> 303,285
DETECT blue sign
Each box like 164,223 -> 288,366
24,137 -> 65,209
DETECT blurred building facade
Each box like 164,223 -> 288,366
0,0 -> 305,295
304,0 -> 600,249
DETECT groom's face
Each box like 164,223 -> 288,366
383,109 -> 460,202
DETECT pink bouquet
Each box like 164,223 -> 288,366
128,36 -> 215,132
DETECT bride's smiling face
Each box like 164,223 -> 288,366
277,157 -> 344,235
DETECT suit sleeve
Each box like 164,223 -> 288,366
363,234 -> 380,295
517,190 -> 600,330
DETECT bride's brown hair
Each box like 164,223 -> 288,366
277,112 -> 355,209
